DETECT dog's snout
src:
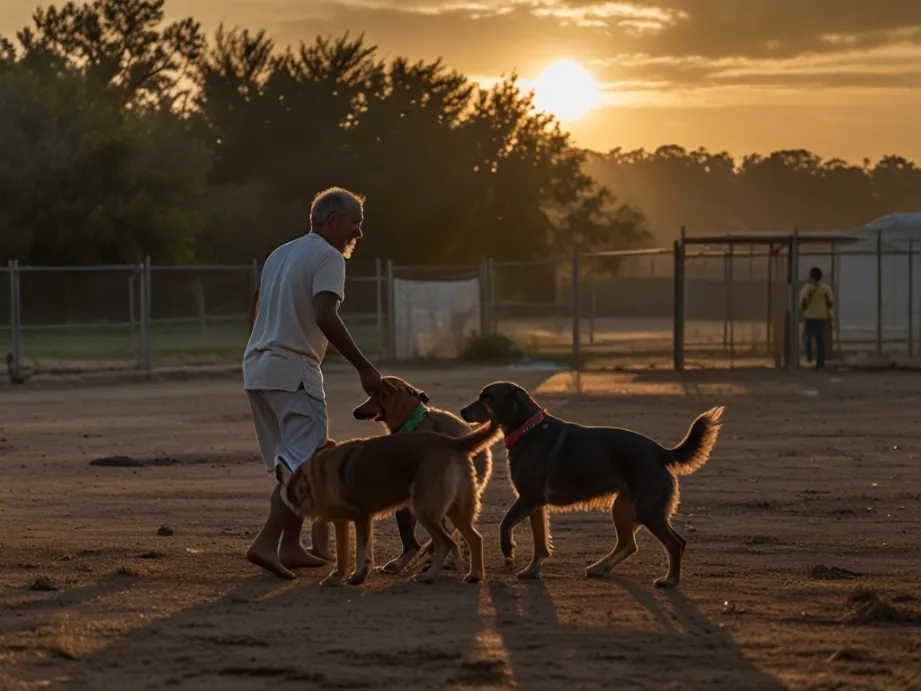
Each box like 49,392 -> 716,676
460,401 -> 488,423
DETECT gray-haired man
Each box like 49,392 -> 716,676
243,187 -> 383,579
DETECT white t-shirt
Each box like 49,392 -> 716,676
242,233 -> 346,398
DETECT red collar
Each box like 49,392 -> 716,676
504,410 -> 547,450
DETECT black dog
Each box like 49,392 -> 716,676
460,381 -> 723,588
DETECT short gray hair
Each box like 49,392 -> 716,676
309,187 -> 365,230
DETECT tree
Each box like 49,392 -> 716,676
11,0 -> 204,109
0,60 -> 209,265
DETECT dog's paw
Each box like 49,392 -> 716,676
346,569 -> 369,586
585,564 -> 610,579
516,567 -> 542,580
319,574 -> 342,587
463,571 -> 484,584
381,560 -> 402,574
653,577 -> 679,589
411,573 -> 436,585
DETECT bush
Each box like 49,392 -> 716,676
458,333 -> 525,363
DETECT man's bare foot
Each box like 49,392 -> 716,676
280,545 -> 327,568
246,547 -> 296,580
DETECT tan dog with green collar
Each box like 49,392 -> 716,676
352,375 -> 495,574
276,421 -> 500,586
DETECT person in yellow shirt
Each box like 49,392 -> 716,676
799,266 -> 835,370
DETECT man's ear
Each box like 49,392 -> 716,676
275,459 -> 293,486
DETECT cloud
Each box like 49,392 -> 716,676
244,0 -> 921,93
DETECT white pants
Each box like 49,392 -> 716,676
246,385 -> 328,480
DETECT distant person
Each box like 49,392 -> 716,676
799,266 -> 835,370
242,187 -> 384,579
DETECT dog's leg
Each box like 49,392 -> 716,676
412,516 -> 456,584
669,524 -> 687,559
442,519 -> 462,571
500,497 -> 539,565
646,519 -> 684,588
446,506 -> 485,584
517,506 -> 552,580
383,508 -> 422,575
586,491 -> 638,579
320,521 -> 351,587
347,517 -> 373,586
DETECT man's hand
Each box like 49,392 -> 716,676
359,365 -> 383,398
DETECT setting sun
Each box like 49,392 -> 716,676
531,60 -> 602,122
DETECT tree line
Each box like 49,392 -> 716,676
1,1 -> 918,269
0,0 -> 644,268
584,147 -> 921,244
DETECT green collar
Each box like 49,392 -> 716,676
398,405 -> 427,433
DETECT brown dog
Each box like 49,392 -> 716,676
276,421 -> 500,586
353,375 -> 494,574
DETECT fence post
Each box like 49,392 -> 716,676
487,257 -> 496,336
766,242 -> 774,356
876,230 -> 883,355
478,257 -> 489,337
589,276 -> 596,346
375,258 -> 384,363
250,258 -> 260,297
909,239 -> 914,358
831,240 -> 840,360
728,243 -> 735,367
571,245 -> 581,380
137,261 -> 147,371
386,259 -> 395,361
128,272 -> 137,340
8,260 -> 21,376
722,251 -> 729,354
788,228 -> 800,371
143,256 -> 153,376
673,232 -> 686,373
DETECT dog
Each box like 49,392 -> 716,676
353,375 -> 494,574
460,381 -> 723,588
275,420 -> 500,586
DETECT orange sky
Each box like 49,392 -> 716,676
3,0 -> 921,163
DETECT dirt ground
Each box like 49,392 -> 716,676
1,365 -> 920,691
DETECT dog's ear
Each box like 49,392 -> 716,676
415,387 -> 429,403
275,460 -> 293,486
317,438 -> 337,452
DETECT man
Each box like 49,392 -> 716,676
243,186 -> 384,579
799,266 -> 835,370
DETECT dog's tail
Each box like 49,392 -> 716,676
662,406 -> 724,476
449,420 -> 503,456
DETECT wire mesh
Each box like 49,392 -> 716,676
577,249 -> 675,369
488,257 -> 572,363
15,266 -> 141,374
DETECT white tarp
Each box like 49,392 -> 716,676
393,278 -> 481,360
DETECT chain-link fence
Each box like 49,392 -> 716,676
14,265 -> 142,375
2,259 -> 385,378
4,232 -> 918,380
1,264 -> 12,367
488,256 -> 573,362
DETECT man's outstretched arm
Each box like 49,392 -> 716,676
313,291 -> 382,395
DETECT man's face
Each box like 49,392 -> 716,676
328,202 -> 364,259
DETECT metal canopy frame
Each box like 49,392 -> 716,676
672,227 -> 861,372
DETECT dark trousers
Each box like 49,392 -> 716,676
803,318 -> 828,369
